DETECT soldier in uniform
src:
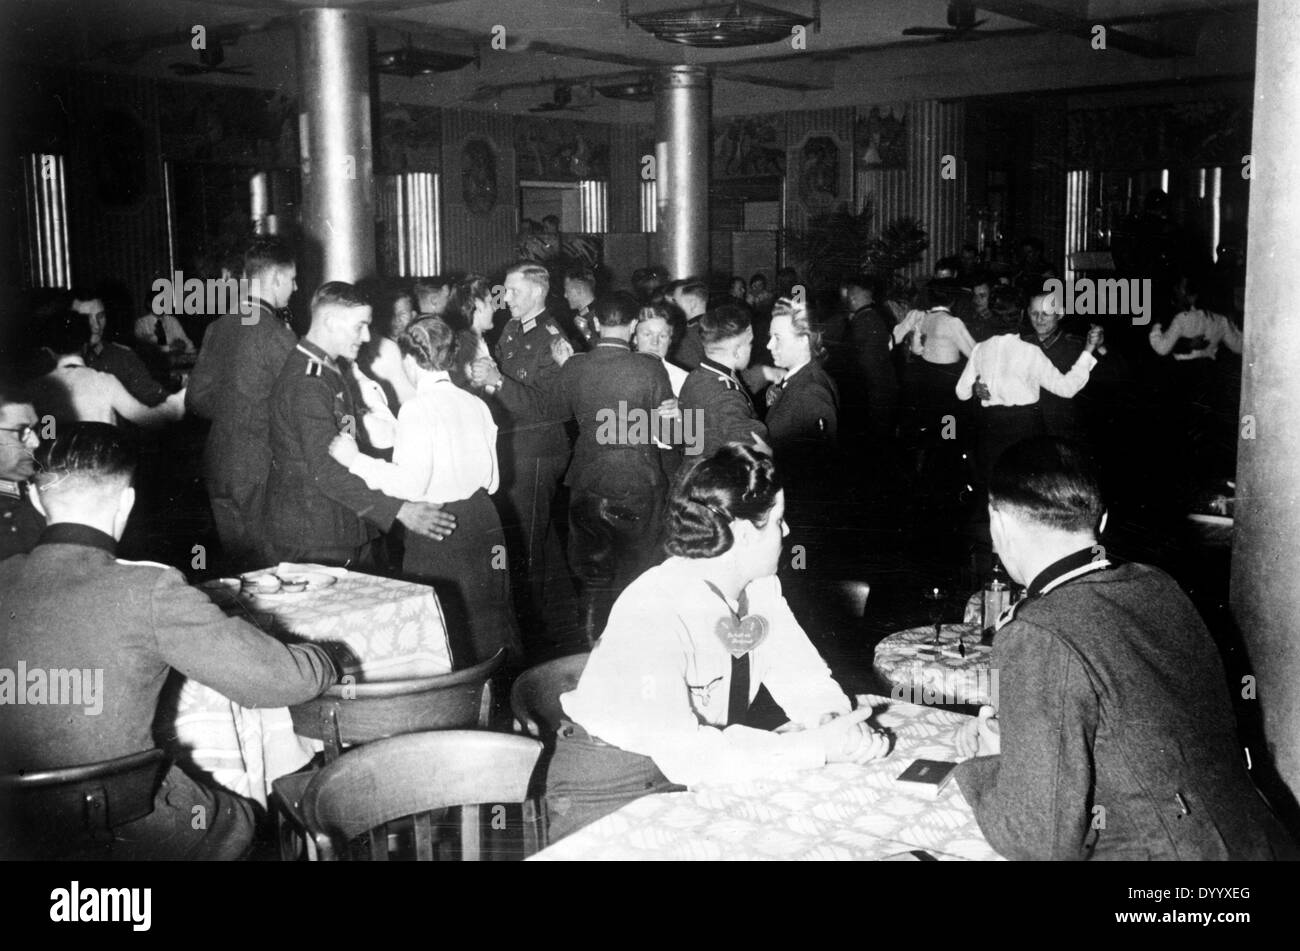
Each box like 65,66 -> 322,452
469,262 -> 575,637
0,385 -> 43,562
679,304 -> 771,461
186,237 -> 299,571
548,292 -> 676,643
0,423 -> 342,860
264,282 -> 455,570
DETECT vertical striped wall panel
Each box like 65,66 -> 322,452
856,100 -> 967,279
608,123 -> 645,235
440,108 -> 518,275
66,71 -> 170,318
1030,104 -> 1068,278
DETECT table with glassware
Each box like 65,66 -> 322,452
158,565 -> 453,806
530,695 -> 1002,861
871,623 -> 996,707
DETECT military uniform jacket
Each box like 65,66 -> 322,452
954,553 -> 1294,861
548,338 -> 674,497
86,342 -> 168,407
0,480 -> 43,563
679,357 -> 769,460
0,523 -> 337,774
492,307 -> 573,459
187,299 -> 296,492
847,305 -> 899,393
674,320 -> 706,371
764,360 -> 839,464
264,340 -> 403,562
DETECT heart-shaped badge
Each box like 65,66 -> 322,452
716,613 -> 770,657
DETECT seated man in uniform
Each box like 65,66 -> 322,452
0,385 -> 44,562
0,423 -> 344,860
678,304 -> 771,460
953,436 -> 1296,860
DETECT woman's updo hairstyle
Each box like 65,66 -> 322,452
398,316 -> 458,372
665,444 -> 782,559
771,297 -> 827,363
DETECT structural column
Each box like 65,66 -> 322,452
654,65 -> 711,280
1230,0 -> 1300,808
296,8 -> 375,283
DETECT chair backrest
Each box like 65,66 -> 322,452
300,730 -> 544,860
290,648 -> 504,761
0,748 -> 168,859
510,652 -> 590,739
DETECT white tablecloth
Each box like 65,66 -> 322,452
531,695 -> 1002,861
164,569 -> 453,806
872,624 -> 996,706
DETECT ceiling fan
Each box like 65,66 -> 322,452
902,0 -> 988,40
629,1 -> 817,48
168,39 -> 252,76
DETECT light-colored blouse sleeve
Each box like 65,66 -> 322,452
347,399 -> 435,501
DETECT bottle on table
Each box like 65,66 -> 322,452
980,557 -> 1011,645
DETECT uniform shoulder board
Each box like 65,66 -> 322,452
305,361 -> 323,377
545,323 -> 560,336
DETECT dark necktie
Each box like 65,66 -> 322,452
726,589 -> 752,726
765,377 -> 786,408
154,317 -> 167,348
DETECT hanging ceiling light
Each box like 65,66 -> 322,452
630,1 -> 815,48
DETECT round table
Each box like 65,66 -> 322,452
873,623 -> 996,706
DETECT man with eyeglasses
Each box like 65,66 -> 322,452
0,386 -> 44,561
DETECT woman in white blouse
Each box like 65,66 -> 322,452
329,317 -> 522,667
546,444 -> 890,841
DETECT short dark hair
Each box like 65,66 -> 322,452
841,272 -> 877,297
505,262 -> 550,292
989,436 -> 1104,533
925,278 -> 963,309
700,304 -> 752,346
665,444 -> 782,558
244,236 -> 295,281
311,281 -> 369,314
44,310 -> 91,356
414,275 -> 452,298
749,272 -> 767,286
33,421 -> 137,492
564,267 -> 595,294
0,382 -> 33,409
675,280 -> 708,309
989,285 -> 1025,328
595,292 -> 640,329
398,317 -> 459,373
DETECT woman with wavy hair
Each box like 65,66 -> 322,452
443,274 -> 499,390
763,298 -> 839,478
328,316 -> 522,667
545,444 -> 890,840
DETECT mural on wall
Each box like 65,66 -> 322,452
1066,99 -> 1252,169
461,135 -> 499,215
713,115 -> 786,178
157,82 -> 296,166
514,118 -> 609,181
855,105 -> 907,170
377,103 -> 442,173
793,133 -> 844,214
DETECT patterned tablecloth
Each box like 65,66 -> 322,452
162,568 -> 453,806
531,695 -> 1003,861
872,624 -> 996,707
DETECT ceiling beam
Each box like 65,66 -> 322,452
972,0 -> 1194,57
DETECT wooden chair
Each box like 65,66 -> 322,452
510,652 -> 590,742
295,730 -> 546,861
277,649 -> 504,859
289,648 -> 504,762
0,749 -> 167,860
